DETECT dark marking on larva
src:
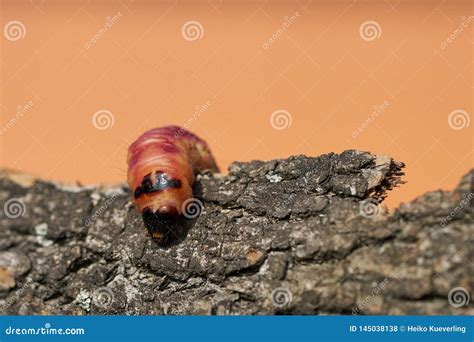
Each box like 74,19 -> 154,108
142,205 -> 180,245
134,171 -> 181,199
134,186 -> 144,198
141,173 -> 153,192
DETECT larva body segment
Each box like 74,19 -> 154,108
127,126 -> 218,243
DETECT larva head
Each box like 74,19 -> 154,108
142,205 -> 179,244
131,170 -> 189,244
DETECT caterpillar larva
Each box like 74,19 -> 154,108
127,126 -> 219,244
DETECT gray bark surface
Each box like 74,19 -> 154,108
0,150 -> 472,315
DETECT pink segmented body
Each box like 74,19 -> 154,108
127,126 -> 218,243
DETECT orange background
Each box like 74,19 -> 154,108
1,0 -> 472,209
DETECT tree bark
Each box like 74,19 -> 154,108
0,150 -> 472,315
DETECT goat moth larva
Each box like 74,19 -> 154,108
127,126 -> 219,244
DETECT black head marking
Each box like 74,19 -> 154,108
134,171 -> 181,199
141,173 -> 153,192
155,172 -> 181,190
